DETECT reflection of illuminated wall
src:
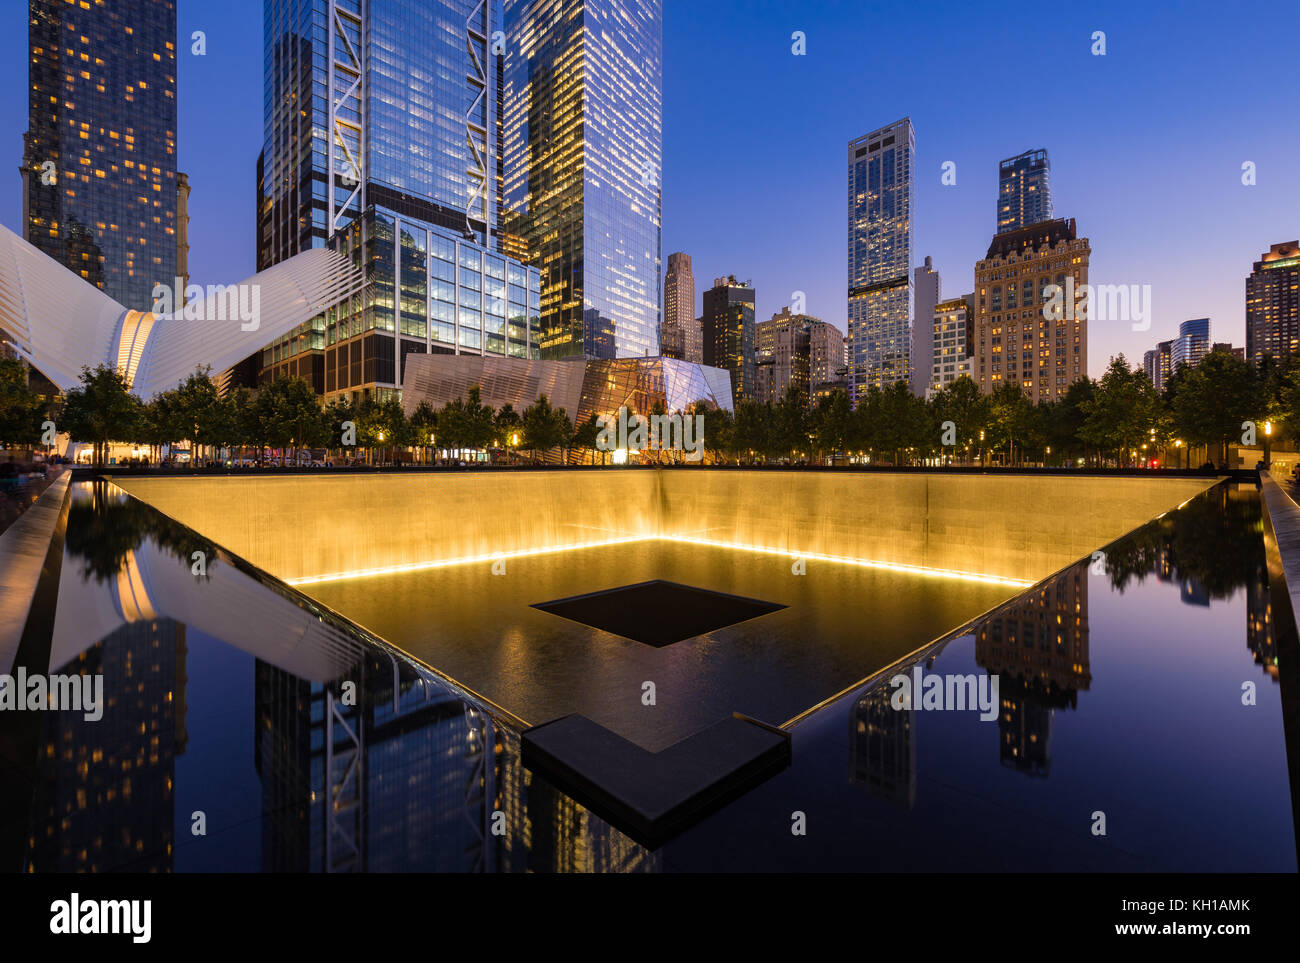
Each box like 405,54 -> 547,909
113,474 -> 1216,587
1246,559 -> 1278,680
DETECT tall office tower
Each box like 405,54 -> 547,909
847,118 -> 914,402
662,252 -> 699,361
702,276 -> 755,402
1143,339 -> 1173,391
910,256 -> 941,396
996,149 -> 1053,234
754,307 -> 814,405
930,294 -> 975,395
1246,241 -> 1300,365
21,0 -> 177,310
974,218 -> 1089,404
502,0 -> 663,360
1171,318 -> 1211,372
254,0 -> 541,399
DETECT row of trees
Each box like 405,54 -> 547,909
39,365 -> 579,467
6,347 -> 1298,468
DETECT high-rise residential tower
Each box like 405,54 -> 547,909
930,294 -> 975,395
1143,339 -> 1173,391
22,0 -> 177,310
255,0 -> 541,399
702,276 -> 755,402
974,218 -> 1089,404
663,252 -> 699,362
1246,241 -> 1300,365
754,307 -> 815,405
997,149 -> 1053,234
910,256 -> 941,396
502,0 -> 663,360
848,118 -> 914,402
1171,318 -> 1211,372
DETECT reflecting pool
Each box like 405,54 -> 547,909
0,478 -> 1293,872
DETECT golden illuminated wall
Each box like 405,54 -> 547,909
114,471 -> 1217,587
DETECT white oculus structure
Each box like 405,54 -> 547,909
0,221 -> 363,397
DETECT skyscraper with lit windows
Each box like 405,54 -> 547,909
22,0 -> 177,311
255,0 -> 540,399
996,149 -> 1053,234
847,118 -> 914,401
502,0 -> 663,360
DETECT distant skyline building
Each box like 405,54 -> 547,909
848,117 -> 914,402
1170,318 -> 1211,373
930,294 -> 974,395
22,0 -> 177,311
702,275 -> 756,402
997,149 -> 1053,235
1246,241 -> 1300,365
911,256 -> 941,397
754,307 -> 815,405
662,252 -> 699,362
254,0 -> 541,399
974,217 -> 1089,404
502,0 -> 663,360
1143,339 -> 1173,391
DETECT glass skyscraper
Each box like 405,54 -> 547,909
23,0 -> 177,311
502,0 -> 663,360
256,0 -> 540,400
1171,318 -> 1211,372
847,118 -> 914,400
996,149 -> 1053,234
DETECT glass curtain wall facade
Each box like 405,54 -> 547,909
847,118 -> 913,402
23,0 -> 177,311
502,0 -> 663,361
256,0 -> 540,401
996,149 -> 1053,235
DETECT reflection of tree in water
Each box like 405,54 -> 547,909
65,484 -> 218,584
1103,484 -> 1263,600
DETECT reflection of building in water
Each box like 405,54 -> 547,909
850,680 -> 916,808
1246,559 -> 1279,681
254,653 -> 657,873
524,775 -> 658,873
255,655 -> 487,872
25,620 -> 186,872
975,570 -> 1090,776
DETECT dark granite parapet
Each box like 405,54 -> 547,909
522,712 -> 791,849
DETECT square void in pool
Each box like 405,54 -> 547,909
532,580 -> 786,647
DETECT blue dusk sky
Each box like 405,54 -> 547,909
0,0 -> 1296,377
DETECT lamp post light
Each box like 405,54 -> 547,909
1264,421 -> 1273,468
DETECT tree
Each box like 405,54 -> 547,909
254,376 -> 327,466
171,367 -> 233,466
809,388 -> 850,462
1080,356 -> 1162,467
494,403 -> 523,461
356,395 -> 408,465
522,394 -> 568,462
323,396 -> 357,464
987,382 -> 1034,466
409,400 -> 438,464
60,365 -> 144,467
930,376 -> 989,465
1170,350 -> 1263,467
0,357 -> 48,451
694,400 -> 732,464
572,413 -> 602,464
772,384 -> 810,462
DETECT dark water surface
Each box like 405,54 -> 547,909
0,479 -> 1291,872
